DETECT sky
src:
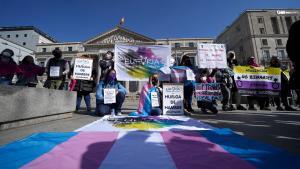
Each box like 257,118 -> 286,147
1,0 -> 300,42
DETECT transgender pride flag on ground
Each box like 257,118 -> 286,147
0,116 -> 299,169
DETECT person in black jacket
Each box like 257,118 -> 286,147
45,48 -> 70,89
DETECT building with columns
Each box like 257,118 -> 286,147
216,9 -> 300,67
35,26 -> 213,95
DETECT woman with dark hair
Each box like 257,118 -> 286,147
0,49 -> 21,85
95,68 -> 127,116
16,55 -> 45,87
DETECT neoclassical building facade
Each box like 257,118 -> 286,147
35,26 -> 213,94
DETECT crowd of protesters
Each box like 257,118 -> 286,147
1,20 -> 299,116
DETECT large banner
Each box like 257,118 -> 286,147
195,83 -> 222,101
115,44 -> 171,81
233,66 -> 281,96
73,58 -> 93,80
197,43 -> 227,68
163,83 -> 184,115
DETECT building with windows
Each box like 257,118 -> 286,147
0,37 -> 34,64
35,26 -> 213,94
0,26 -> 57,51
215,9 -> 300,67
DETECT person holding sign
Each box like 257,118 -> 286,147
172,55 -> 196,114
195,69 -> 218,114
45,48 -> 70,89
95,68 -> 127,117
135,73 -> 163,116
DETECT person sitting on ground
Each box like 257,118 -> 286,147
95,68 -> 127,117
16,55 -> 45,87
135,73 -> 163,116
0,49 -> 21,85
196,69 -> 218,114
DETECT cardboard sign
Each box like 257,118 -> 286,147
73,58 -> 93,80
197,43 -> 227,68
49,66 -> 60,77
195,83 -> 222,101
104,88 -> 116,104
163,83 -> 184,115
151,92 -> 160,108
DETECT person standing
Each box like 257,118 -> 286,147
0,49 -> 21,85
45,48 -> 70,89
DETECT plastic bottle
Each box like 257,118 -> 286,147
111,108 -> 115,117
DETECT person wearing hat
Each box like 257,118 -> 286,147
45,48 -> 70,89
0,49 -> 21,85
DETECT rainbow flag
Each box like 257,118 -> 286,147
0,117 -> 299,169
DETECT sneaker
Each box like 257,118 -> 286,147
276,106 -> 284,111
236,105 -> 247,110
222,106 -> 231,111
229,105 -> 236,110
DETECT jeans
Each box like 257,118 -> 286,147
76,92 -> 91,111
184,84 -> 194,110
220,84 -> 230,108
95,91 -> 126,116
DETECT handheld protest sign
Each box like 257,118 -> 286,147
49,66 -> 60,77
197,43 -> 227,68
104,88 -> 116,104
73,57 -> 93,80
195,83 -> 223,101
163,83 -> 184,115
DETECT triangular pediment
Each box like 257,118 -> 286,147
84,26 -> 156,44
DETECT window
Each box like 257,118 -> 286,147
174,43 -> 181,48
68,47 -> 73,51
278,50 -> 286,59
42,48 -> 47,52
276,39 -> 283,46
262,39 -> 268,46
262,50 -> 270,59
40,62 -> 45,67
259,28 -> 266,34
16,34 -> 19,38
23,42 -> 26,46
24,34 -> 27,37
188,42 -> 195,47
258,17 -> 264,23
7,35 -> 10,38
285,17 -> 293,31
271,17 -> 280,34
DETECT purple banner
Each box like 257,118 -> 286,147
235,80 -> 281,91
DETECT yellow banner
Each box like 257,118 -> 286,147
233,66 -> 281,75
